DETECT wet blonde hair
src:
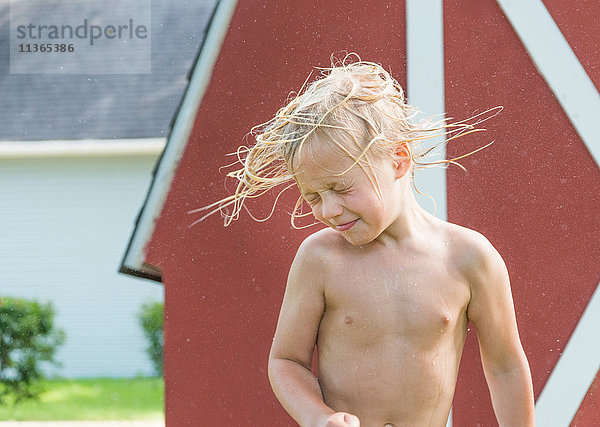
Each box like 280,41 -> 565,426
188,53 -> 500,229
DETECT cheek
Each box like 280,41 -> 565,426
362,194 -> 390,223
346,192 -> 378,215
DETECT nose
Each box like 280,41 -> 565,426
317,194 -> 343,220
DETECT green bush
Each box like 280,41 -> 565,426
0,297 -> 65,404
138,301 -> 163,377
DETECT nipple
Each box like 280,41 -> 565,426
344,316 -> 353,325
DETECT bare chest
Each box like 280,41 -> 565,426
320,249 -> 470,346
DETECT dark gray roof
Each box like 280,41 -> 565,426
0,0 -> 217,141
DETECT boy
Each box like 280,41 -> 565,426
192,56 -> 535,426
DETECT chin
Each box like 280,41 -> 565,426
341,231 -> 377,246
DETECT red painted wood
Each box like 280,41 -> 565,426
445,0 -> 600,425
142,0 -> 600,424
571,368 -> 600,426
542,0 -> 600,93
543,2 -> 600,423
144,1 -> 407,424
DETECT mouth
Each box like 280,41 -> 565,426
335,219 -> 358,231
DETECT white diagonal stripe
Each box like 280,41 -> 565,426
496,1 -> 600,423
534,281 -> 600,426
496,0 -> 600,168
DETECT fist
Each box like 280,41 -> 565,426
321,411 -> 360,427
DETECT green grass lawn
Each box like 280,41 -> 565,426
0,377 -> 164,421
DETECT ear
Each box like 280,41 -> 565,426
393,142 -> 411,179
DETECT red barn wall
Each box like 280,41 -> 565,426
445,1 -> 600,425
145,1 -> 407,424
142,0 -> 599,425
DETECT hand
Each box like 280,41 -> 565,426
318,411 -> 360,427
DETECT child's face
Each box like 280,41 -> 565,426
293,141 -> 407,245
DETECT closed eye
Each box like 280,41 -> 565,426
305,187 -> 349,204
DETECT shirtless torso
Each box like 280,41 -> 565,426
312,218 -> 474,426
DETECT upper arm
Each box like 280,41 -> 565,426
269,233 -> 329,371
464,233 -> 527,375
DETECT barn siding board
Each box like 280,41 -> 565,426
445,0 -> 600,424
144,1 -> 408,424
126,0 -> 600,424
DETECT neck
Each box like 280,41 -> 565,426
375,188 -> 438,247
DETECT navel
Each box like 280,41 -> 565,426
344,315 -> 353,325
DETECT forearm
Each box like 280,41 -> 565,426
487,361 -> 535,426
268,357 -> 335,426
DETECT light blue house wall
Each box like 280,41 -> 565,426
0,144 -> 164,378
0,0 -> 219,379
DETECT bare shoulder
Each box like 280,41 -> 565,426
284,228 -> 347,292
442,223 -> 512,324
443,222 -> 505,276
295,227 -> 346,266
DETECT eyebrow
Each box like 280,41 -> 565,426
298,178 -> 349,197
